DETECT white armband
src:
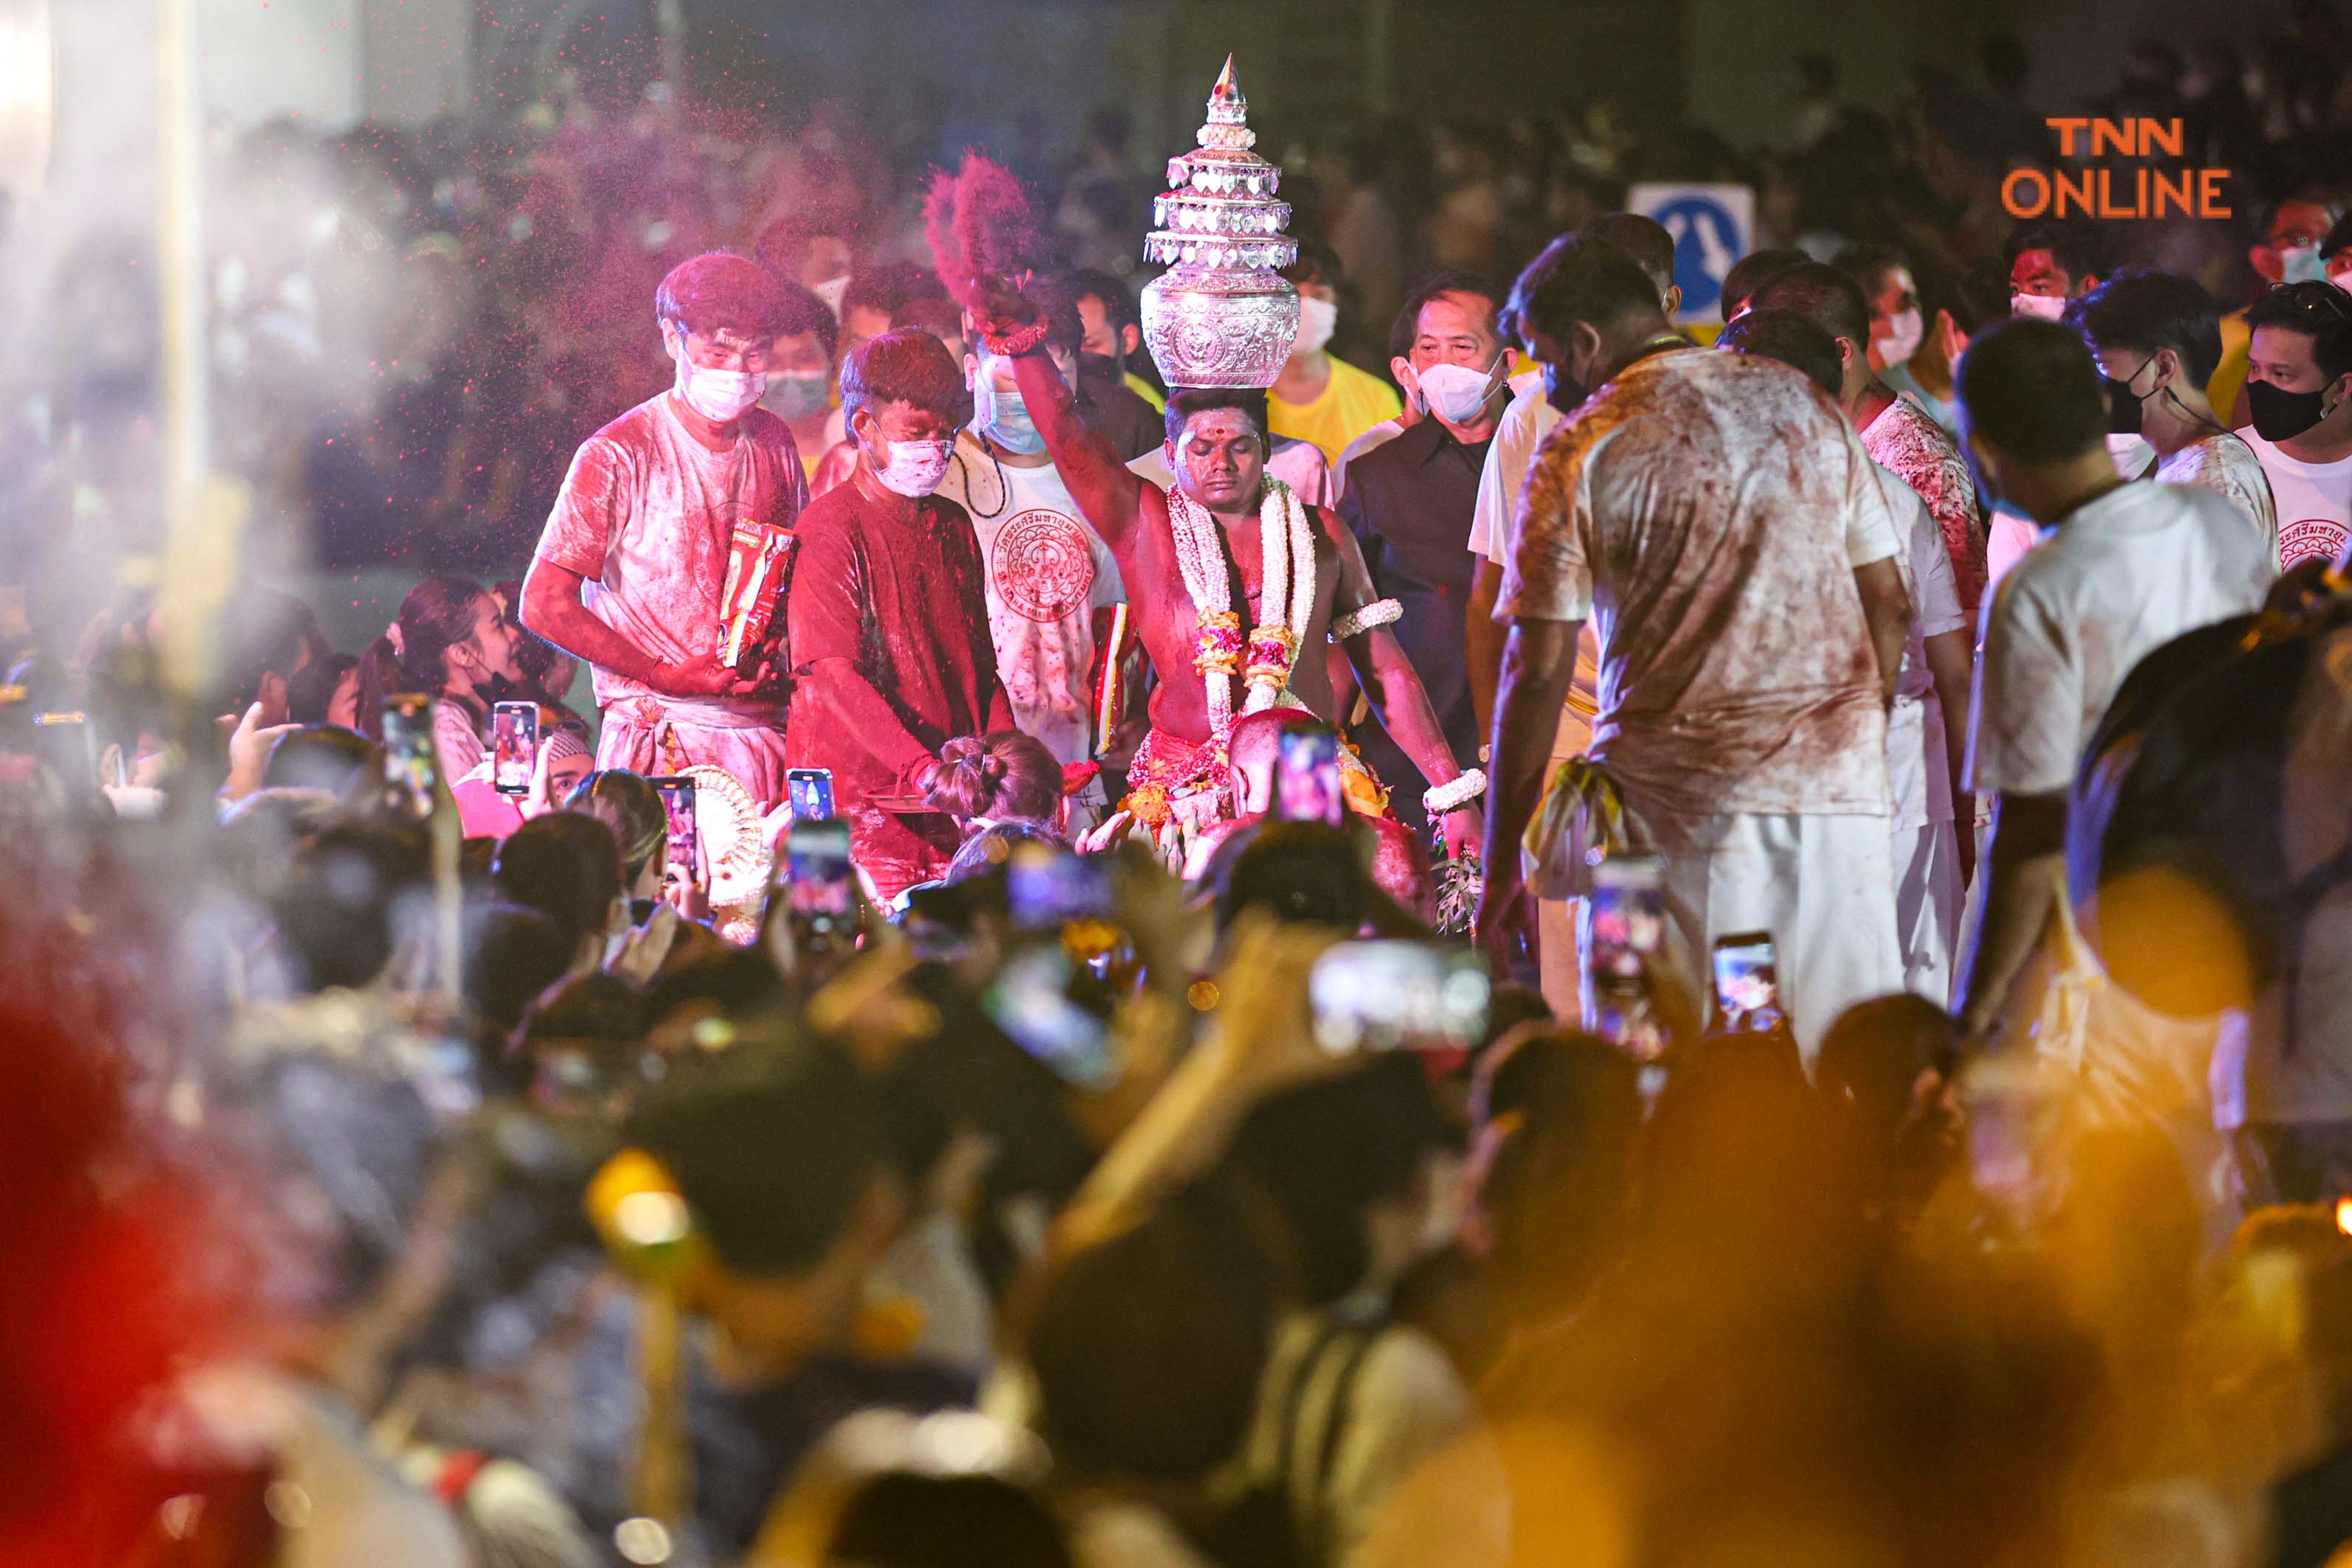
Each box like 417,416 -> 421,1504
1328,597 -> 1403,642
1423,768 -> 1487,814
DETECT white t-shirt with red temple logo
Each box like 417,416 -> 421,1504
2241,427 -> 2352,570
936,432 -> 1125,771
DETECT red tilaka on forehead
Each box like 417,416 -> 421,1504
1176,409 -> 1265,456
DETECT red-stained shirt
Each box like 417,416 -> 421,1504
1504,348 -> 1901,819
783,482 -> 1015,805
1861,393 -> 1987,622
533,393 -> 807,721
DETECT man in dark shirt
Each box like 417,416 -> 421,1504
786,328 -> 1017,898
1338,271 -> 1513,835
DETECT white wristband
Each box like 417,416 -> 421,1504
1328,597 -> 1402,641
1423,768 -> 1487,814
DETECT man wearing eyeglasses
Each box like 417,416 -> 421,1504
2240,279 -> 2352,569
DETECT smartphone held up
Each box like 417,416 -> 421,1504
1275,726 -> 1347,828
492,701 -> 538,797
1309,940 -> 1490,1055
381,693 -> 439,816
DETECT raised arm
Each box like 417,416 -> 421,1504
973,274 -> 1146,556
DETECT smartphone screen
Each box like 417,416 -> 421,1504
382,693 -> 438,811
1710,931 -> 1783,1033
786,767 -> 835,822
1586,856 -> 1665,993
30,710 -> 92,790
1005,843 -> 1113,929
492,702 -> 538,797
1308,940 -> 1491,1054
784,817 -> 856,932
649,776 -> 699,887
983,946 -> 1121,1089
1274,726 -> 1345,826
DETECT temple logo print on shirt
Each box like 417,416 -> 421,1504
2282,516 -> 2350,569
991,507 -> 1098,623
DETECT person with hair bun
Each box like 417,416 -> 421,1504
785,327 -> 1014,899
355,575 -> 526,783
925,730 -> 1066,832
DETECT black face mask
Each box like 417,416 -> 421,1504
2104,375 -> 2146,435
1544,360 -> 1588,415
2247,378 -> 2332,443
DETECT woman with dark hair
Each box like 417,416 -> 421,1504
926,730 -> 1066,830
355,575 -> 526,784
490,812 -> 625,972
285,651 -> 361,728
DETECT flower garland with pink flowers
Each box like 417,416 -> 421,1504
1166,476 -> 1318,740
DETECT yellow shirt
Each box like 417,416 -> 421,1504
2207,307 -> 2253,426
1269,355 -> 1404,464
1124,371 -> 1166,412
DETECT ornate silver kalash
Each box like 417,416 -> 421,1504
1139,56 -> 1301,390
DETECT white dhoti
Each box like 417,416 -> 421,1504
1893,818 -> 1964,1009
593,697 -> 791,807
1640,808 -> 1904,1062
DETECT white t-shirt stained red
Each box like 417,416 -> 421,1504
2156,431 -> 2278,561
533,394 -> 807,721
936,433 -> 1125,769
1503,348 -> 1901,819
2241,427 -> 2352,569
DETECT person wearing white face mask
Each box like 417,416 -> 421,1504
2005,221 -> 2106,323
521,252 -> 808,811
1336,271 -> 1513,839
1834,243 -> 1925,374
1270,241 -> 1405,464
935,277 -> 1127,830
784,328 -> 1017,899
1753,263 -> 1990,625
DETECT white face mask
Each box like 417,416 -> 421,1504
873,436 -> 956,497
2011,292 -> 2069,321
813,274 -> 851,318
2280,243 -> 2328,284
669,332 -> 767,423
1294,294 -> 1339,355
2331,261 -> 2352,291
1414,359 -> 1502,424
1873,307 -> 1924,367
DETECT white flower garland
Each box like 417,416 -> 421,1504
1165,476 -> 1318,740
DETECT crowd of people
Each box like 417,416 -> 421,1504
10,21 -> 2352,1568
